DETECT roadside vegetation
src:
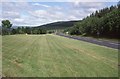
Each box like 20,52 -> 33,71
64,2 -> 120,38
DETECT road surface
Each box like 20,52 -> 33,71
56,33 -> 119,49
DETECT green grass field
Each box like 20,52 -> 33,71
2,34 -> 118,77
0,35 -> 2,77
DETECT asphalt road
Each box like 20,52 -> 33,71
56,33 -> 119,49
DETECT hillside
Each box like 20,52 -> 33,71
66,4 -> 120,38
34,20 -> 80,30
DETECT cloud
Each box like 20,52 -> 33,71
27,8 -> 79,26
1,0 -> 119,2
32,3 -> 40,5
88,8 -> 98,12
0,3 -> 2,19
32,3 -> 51,8
14,18 -> 24,22
1,2 -> 116,26
68,2 -> 106,17
2,11 -> 20,19
71,2 -> 105,9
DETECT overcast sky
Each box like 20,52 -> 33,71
0,0 -> 118,26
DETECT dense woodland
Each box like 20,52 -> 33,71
1,2 -> 120,39
65,2 -> 120,38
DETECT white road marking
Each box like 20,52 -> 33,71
110,43 -> 119,45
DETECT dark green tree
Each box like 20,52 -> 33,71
2,20 -> 12,28
2,20 -> 12,35
11,29 -> 17,34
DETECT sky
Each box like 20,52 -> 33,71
0,0 -> 119,26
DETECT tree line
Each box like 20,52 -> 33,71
1,20 -> 47,35
65,2 -> 120,38
11,27 -> 47,34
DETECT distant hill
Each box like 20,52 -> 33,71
34,20 -> 80,30
3,20 -> 80,30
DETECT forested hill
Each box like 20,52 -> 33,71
35,21 -> 80,30
66,3 -> 120,38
